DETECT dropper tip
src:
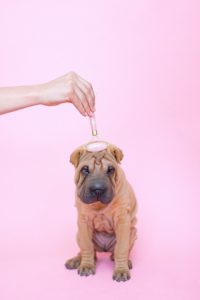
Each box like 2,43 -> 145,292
92,129 -> 98,136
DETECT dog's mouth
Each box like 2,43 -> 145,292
84,196 -> 112,205
79,186 -> 114,205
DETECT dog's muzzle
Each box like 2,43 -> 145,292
80,179 -> 114,205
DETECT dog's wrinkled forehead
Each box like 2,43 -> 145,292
81,151 -> 107,166
70,143 -> 123,168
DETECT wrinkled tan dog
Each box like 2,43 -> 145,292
65,143 -> 137,282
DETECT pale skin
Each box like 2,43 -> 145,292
0,72 -> 95,116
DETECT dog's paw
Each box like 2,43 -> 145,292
112,269 -> 131,282
65,255 -> 81,270
78,264 -> 96,276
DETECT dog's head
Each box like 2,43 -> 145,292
70,144 -> 123,205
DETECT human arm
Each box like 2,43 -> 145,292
0,72 -> 95,116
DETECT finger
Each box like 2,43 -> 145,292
72,94 -> 87,117
77,81 -> 95,113
74,86 -> 93,117
80,78 -> 95,103
78,77 -> 95,110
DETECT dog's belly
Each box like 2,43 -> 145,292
92,214 -> 115,252
92,231 -> 116,252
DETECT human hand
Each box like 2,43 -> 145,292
38,72 -> 95,116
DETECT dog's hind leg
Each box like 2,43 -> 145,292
65,253 -> 81,269
65,252 -> 97,270
110,253 -> 114,261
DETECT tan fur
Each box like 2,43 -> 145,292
65,143 -> 137,282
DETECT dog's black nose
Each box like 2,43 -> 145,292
90,182 -> 107,196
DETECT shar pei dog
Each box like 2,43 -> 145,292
65,143 -> 137,282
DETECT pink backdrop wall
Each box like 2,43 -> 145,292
0,1 -> 199,299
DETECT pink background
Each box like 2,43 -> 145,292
0,0 -> 200,299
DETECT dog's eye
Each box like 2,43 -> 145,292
81,166 -> 90,175
107,166 -> 115,175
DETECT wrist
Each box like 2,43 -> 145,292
33,83 -> 46,105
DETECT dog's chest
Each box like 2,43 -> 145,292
92,214 -> 113,234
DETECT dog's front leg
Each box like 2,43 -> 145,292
77,214 -> 95,276
113,214 -> 131,282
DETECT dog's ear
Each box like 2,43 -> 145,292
70,147 -> 85,167
108,144 -> 124,163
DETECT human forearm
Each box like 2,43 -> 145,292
0,85 -> 40,115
